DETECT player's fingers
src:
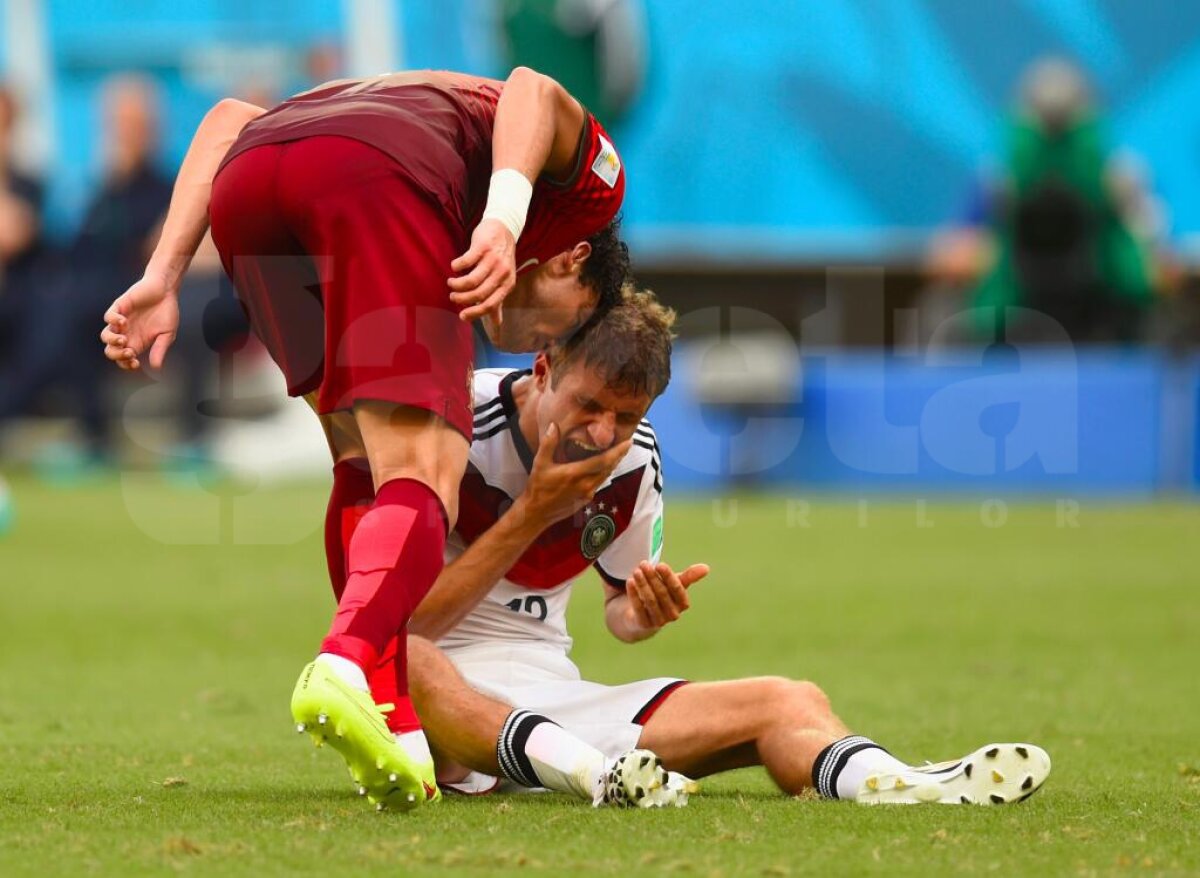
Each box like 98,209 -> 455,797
679,563 -> 711,588
148,332 -> 175,370
458,284 -> 510,322
106,346 -> 134,365
450,243 -> 485,274
533,422 -> 560,464
576,439 -> 631,477
655,562 -> 691,612
447,258 -> 494,293
100,325 -> 126,347
458,267 -> 511,304
450,273 -> 502,311
631,569 -> 665,627
639,563 -> 677,623
625,576 -> 654,629
103,302 -> 129,326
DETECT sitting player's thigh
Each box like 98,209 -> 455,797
636,678 -> 842,777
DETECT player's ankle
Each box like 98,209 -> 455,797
315,652 -> 369,691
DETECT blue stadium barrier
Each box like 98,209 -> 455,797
483,345 -> 1199,496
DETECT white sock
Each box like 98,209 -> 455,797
315,652 -> 369,691
836,748 -> 911,799
813,735 -> 911,799
395,729 -> 433,765
495,710 -> 605,801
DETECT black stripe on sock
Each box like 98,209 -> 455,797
508,712 -> 555,789
495,710 -> 530,787
496,710 -> 556,789
812,735 -> 881,799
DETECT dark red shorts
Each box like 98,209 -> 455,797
209,136 -> 475,437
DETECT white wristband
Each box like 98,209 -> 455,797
481,169 -> 534,241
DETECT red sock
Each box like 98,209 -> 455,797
324,458 -> 376,601
324,461 -> 424,733
320,477 -> 447,680
370,634 -> 423,733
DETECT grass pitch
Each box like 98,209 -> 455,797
1,476 -> 1198,876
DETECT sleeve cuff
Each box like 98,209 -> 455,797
594,561 -> 626,589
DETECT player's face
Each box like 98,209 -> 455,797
534,356 -> 652,463
482,247 -> 597,353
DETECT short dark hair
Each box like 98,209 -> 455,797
579,216 -> 630,318
549,284 -> 676,399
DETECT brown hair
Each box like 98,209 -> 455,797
549,284 -> 677,398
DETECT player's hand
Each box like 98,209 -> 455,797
625,561 -> 710,631
448,218 -> 516,324
518,422 -> 631,527
100,271 -> 180,371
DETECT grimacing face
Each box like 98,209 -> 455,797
530,353 -> 652,463
482,245 -> 596,353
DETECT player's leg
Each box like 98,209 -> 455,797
637,677 -> 851,791
308,401 -> 432,779
289,404 -> 464,808
285,134 -> 477,685
213,137 -> 468,809
639,678 -> 1051,804
407,636 -> 687,806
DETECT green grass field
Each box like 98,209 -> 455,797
2,476 -> 1198,876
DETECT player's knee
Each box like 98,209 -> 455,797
752,675 -> 798,708
757,676 -> 829,720
789,680 -> 831,716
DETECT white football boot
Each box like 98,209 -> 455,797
856,742 -> 1051,805
595,749 -> 698,808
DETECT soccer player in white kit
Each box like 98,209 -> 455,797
406,288 -> 1053,806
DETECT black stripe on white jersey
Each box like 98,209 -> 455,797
474,399 -> 505,431
474,396 -> 503,418
475,419 -> 510,441
632,439 -> 663,494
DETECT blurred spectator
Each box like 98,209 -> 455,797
500,0 -> 646,128
929,58 -> 1164,343
0,84 -> 44,380
0,83 -> 44,530
0,75 -> 172,476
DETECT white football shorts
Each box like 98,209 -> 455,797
445,643 -> 686,759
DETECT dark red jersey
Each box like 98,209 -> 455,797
218,70 -> 625,266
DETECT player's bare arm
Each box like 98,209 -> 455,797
408,423 -> 630,640
449,67 -> 586,323
100,97 -> 263,371
604,561 -> 710,643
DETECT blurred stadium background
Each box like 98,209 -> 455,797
3,2 -> 1200,874
1,0 -> 1199,495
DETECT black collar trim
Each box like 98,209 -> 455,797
499,368 -> 536,473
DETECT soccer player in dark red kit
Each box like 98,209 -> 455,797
99,68 -> 631,810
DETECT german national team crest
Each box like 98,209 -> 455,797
580,513 -> 617,560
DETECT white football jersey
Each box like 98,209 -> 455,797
437,368 -> 664,656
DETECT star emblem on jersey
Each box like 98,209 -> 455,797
580,513 -> 617,560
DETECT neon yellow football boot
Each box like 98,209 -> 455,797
291,660 -> 436,811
